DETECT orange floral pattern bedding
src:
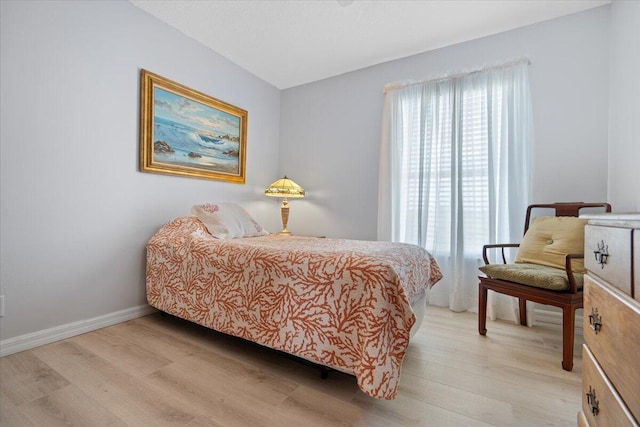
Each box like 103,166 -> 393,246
146,216 -> 442,399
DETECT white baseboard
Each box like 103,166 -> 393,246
0,305 -> 580,358
0,304 -> 157,357
534,307 -> 584,329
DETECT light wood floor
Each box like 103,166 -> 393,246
0,306 -> 584,426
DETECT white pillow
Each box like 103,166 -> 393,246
191,203 -> 269,239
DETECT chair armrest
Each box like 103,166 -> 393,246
565,253 -> 584,293
482,243 -> 520,265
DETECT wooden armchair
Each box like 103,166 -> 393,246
478,202 -> 611,371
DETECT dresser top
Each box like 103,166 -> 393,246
580,212 -> 640,228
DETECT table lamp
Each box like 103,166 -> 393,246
264,176 -> 305,235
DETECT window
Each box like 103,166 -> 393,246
378,61 -> 532,312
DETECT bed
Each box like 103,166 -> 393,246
146,207 -> 442,400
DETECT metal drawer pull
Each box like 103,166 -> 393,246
586,386 -> 599,416
588,308 -> 602,334
593,240 -> 609,268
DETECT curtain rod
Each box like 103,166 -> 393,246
383,58 -> 531,94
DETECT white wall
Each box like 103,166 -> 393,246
0,0 -> 281,343
280,7 -> 611,240
608,0 -> 640,212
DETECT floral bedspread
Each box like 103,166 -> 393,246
146,216 -> 442,399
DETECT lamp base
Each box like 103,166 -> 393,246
276,229 -> 292,236
278,200 -> 291,235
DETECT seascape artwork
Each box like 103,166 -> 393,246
152,87 -> 241,174
140,70 -> 247,183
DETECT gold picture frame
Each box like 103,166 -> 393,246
140,69 -> 247,183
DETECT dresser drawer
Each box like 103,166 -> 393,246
581,345 -> 638,427
634,230 -> 639,301
584,275 -> 640,420
578,410 -> 589,427
584,225 -> 633,295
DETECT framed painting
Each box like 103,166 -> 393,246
139,69 -> 247,183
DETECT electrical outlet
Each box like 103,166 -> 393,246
0,295 -> 4,317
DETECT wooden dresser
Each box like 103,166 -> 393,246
578,214 -> 640,427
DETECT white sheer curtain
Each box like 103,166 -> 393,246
378,62 -> 532,320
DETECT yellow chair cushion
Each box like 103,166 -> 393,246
479,263 -> 584,291
515,216 -> 588,273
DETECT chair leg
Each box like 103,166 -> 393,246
561,305 -> 576,371
519,298 -> 527,326
478,282 -> 488,335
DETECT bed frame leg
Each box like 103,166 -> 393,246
320,368 -> 329,380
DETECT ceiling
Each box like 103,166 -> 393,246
130,0 -> 610,89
